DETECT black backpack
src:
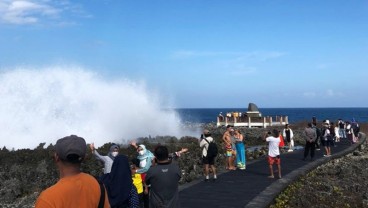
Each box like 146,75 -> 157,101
314,127 -> 321,138
204,138 -> 218,158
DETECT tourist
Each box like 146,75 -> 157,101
351,118 -> 360,143
200,129 -> 218,181
279,130 -> 285,150
218,112 -> 224,122
169,147 -> 189,161
35,135 -> 110,208
303,123 -> 317,161
312,123 -> 322,151
312,116 -> 317,126
283,124 -> 294,152
264,129 -> 282,179
345,121 -> 354,144
222,125 -> 236,170
321,121 -> 332,156
338,119 -> 346,139
130,142 -> 155,174
329,122 -> 337,147
145,145 -> 181,207
90,143 -> 119,174
334,122 -> 341,143
130,142 -> 155,208
234,129 -> 246,170
131,158 -> 145,208
101,155 -> 140,208
230,128 -> 237,166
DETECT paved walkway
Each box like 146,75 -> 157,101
179,135 -> 365,208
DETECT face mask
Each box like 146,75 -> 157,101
111,152 -> 118,157
138,150 -> 145,156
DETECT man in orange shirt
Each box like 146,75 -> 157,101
35,135 -> 110,208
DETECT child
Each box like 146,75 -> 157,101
131,158 -> 145,208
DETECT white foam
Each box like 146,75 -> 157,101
0,65 -> 186,149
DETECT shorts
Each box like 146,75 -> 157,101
268,156 -> 280,165
202,156 -> 215,165
321,138 -> 333,147
226,149 -> 233,157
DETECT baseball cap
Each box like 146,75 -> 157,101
55,135 -> 86,163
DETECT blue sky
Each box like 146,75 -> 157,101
1,0 -> 367,108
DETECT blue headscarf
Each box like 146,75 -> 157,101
101,155 -> 132,207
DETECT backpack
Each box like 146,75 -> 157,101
204,138 -> 218,158
321,128 -> 328,141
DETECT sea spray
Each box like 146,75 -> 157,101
0,66 -> 193,149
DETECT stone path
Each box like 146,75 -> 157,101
179,138 -> 357,208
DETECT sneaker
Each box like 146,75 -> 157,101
287,149 -> 293,152
204,178 -> 209,182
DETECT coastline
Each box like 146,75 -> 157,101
0,121 -> 366,207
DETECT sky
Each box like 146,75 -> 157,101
1,0 -> 368,108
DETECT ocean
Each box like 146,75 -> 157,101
175,108 -> 368,124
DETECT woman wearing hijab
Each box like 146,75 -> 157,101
90,143 -> 120,174
130,142 -> 155,174
102,155 -> 139,208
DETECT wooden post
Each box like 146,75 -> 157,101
280,116 -> 283,125
225,117 -> 228,126
285,116 -> 288,124
263,117 -> 266,128
248,117 -> 251,128
217,116 -> 220,127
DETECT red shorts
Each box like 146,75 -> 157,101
268,156 -> 280,165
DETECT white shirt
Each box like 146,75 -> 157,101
200,136 -> 213,157
266,136 -> 280,157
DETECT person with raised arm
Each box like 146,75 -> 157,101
90,143 -> 120,174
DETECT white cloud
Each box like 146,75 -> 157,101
303,89 -> 344,99
326,89 -> 344,97
235,51 -> 286,62
0,0 -> 89,25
